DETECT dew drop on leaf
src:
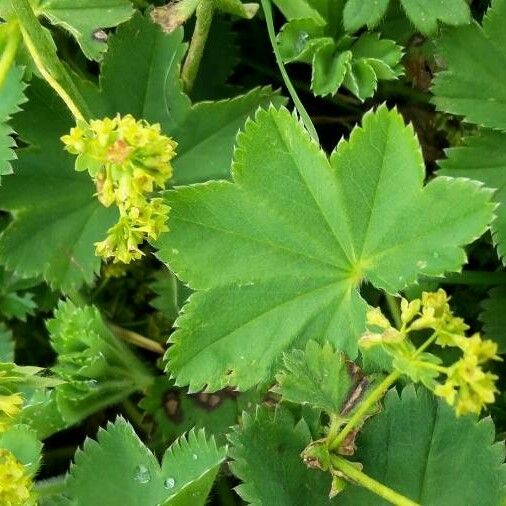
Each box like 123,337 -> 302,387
164,477 -> 176,489
192,453 -> 198,460
295,32 -> 309,53
133,464 -> 151,484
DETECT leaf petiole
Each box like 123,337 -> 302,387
0,20 -> 21,89
330,455 -> 421,506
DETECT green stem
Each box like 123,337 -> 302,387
385,293 -> 402,329
260,0 -> 319,142
330,456 -> 421,506
12,0 -> 91,120
34,475 -> 67,499
329,370 -> 400,451
122,398 -> 149,434
0,21 -> 21,89
411,360 -> 448,373
181,0 -> 214,93
109,323 -> 165,354
422,271 -> 506,286
412,331 -> 437,357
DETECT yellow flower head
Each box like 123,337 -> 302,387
0,449 -> 36,506
62,114 -> 177,264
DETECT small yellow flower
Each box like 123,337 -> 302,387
400,298 -> 421,326
0,394 -> 23,419
0,449 -> 36,506
434,380 -> 457,406
366,307 -> 391,330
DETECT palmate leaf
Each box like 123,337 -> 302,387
0,424 -> 42,476
228,407 -> 336,505
432,0 -> 506,130
0,14 -> 283,292
65,417 -> 226,506
157,105 -> 494,392
339,386 -> 506,505
343,0 -> 470,34
0,65 -> 27,180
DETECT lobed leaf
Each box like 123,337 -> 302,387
157,105 -> 494,391
480,286 -> 506,353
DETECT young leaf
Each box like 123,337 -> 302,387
157,105 -> 494,391
275,340 -> 372,416
438,130 -> 506,261
338,386 -> 506,505
35,0 -> 134,60
65,417 -> 226,506
229,407 -> 336,505
0,65 -> 27,180
343,0 -> 389,32
47,300 -> 153,424
0,268 -> 38,321
432,0 -> 506,130
481,287 -> 506,353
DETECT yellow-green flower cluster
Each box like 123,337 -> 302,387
434,333 -> 499,416
0,449 -> 36,505
0,393 -> 23,432
62,115 -> 177,263
360,289 -> 500,416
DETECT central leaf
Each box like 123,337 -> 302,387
156,105 -> 494,391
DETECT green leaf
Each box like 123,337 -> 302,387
432,0 -> 506,130
0,80 -> 117,292
481,287 -> 506,353
343,0 -> 389,32
149,270 -> 183,321
339,386 -> 506,505
35,0 -> 134,60
438,131 -> 506,261
157,105 -> 494,391
0,65 -> 27,180
0,424 -> 42,476
0,322 -> 14,361
276,340 -> 371,415
400,0 -> 470,35
0,268 -> 38,321
172,87 -> 286,184
66,417 -> 226,506
229,407 -> 336,505
47,300 -> 152,424
97,14 -> 191,132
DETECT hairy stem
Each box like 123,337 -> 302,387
0,21 -> 21,89
12,0 -> 91,120
109,323 -> 165,354
328,370 -> 400,451
181,0 -> 214,93
330,456 -> 421,506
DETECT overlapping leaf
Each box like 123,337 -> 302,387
0,65 -> 26,180
343,0 -> 470,34
339,386 -> 506,505
433,0 -> 506,262
157,105 -> 494,391
0,14 -> 284,292
229,407 -> 336,505
65,418 -> 226,506
481,286 -> 506,353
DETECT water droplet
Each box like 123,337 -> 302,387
295,31 -> 310,53
133,464 -> 151,484
192,454 -> 198,460
164,477 -> 176,489
433,251 -> 440,259
416,260 -> 427,269
171,248 -> 179,255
